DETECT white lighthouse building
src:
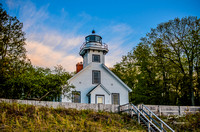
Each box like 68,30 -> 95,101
62,30 -> 132,105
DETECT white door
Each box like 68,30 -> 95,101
96,95 -> 105,104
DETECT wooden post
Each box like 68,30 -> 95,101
148,121 -> 150,132
149,111 -> 152,122
142,104 -> 143,114
158,105 -> 161,116
178,106 -> 181,115
138,110 -> 140,124
131,106 -> 134,117
161,123 -> 164,132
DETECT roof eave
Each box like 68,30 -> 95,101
87,84 -> 111,96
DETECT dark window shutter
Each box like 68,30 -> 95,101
112,93 -> 120,105
92,70 -> 101,84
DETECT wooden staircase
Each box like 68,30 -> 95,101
119,103 -> 174,132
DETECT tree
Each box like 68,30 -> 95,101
16,65 -> 74,101
0,3 -> 30,98
144,16 -> 200,105
112,16 -> 200,106
112,43 -> 164,105
0,4 -> 74,101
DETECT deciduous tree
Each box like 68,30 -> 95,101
0,4 -> 74,101
113,16 -> 200,106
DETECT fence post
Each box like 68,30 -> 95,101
149,111 -> 152,122
158,105 -> 161,116
118,105 -> 121,113
142,104 -> 143,114
98,103 -> 100,111
138,109 -> 140,124
161,123 -> 164,132
148,121 -> 150,132
178,106 -> 181,115
131,105 -> 133,117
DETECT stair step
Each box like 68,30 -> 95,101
119,104 -> 174,132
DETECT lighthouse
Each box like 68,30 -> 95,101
62,31 -> 132,104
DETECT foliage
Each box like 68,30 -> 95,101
13,65 -> 74,101
0,3 -> 29,97
160,113 -> 200,132
112,16 -> 200,106
0,102 -> 145,131
0,4 -> 73,101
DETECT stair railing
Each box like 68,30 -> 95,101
139,104 -> 174,132
119,103 -> 161,132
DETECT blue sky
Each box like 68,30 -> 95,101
1,0 -> 200,72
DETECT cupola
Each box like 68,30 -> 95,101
79,30 -> 108,57
79,31 -> 109,68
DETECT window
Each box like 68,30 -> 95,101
96,95 -> 105,104
92,54 -> 100,62
92,70 -> 101,84
112,93 -> 120,105
90,35 -> 95,42
85,35 -> 102,43
72,91 -> 81,103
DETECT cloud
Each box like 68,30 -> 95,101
6,0 -> 49,31
26,40 -> 82,72
5,0 -> 22,9
25,28 -> 84,72
20,4 -> 49,31
4,0 -> 137,72
5,0 -> 84,72
100,23 -> 135,67
27,31 -> 84,53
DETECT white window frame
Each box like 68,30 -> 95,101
96,94 -> 105,104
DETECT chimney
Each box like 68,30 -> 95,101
76,62 -> 83,73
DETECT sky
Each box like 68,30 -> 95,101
1,0 -> 200,72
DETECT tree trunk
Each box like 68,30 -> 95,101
195,66 -> 200,105
189,64 -> 195,106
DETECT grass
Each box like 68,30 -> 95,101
0,102 -> 145,132
160,112 -> 200,132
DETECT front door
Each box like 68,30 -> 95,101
96,95 -> 105,104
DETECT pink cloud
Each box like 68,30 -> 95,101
26,40 -> 82,72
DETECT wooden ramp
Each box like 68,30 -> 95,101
119,103 -> 175,132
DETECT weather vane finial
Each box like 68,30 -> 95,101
92,29 -> 95,34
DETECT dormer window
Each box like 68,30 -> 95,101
92,54 -> 100,62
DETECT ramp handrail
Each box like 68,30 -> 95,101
131,104 -> 161,132
140,104 -> 175,132
119,103 -> 162,132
